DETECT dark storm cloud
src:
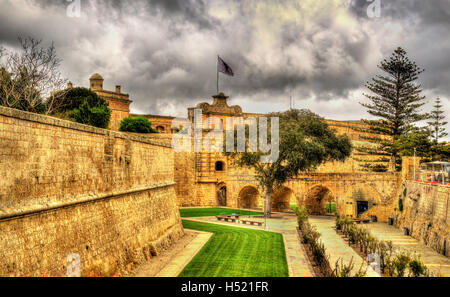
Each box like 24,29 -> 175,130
0,0 -> 449,139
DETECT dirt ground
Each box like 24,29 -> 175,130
127,230 -> 198,277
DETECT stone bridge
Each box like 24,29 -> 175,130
226,172 -> 402,218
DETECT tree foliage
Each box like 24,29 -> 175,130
72,100 -> 111,129
427,97 -> 448,143
0,37 -> 67,114
119,116 -> 158,134
358,47 -> 428,172
52,87 -> 108,114
228,109 -> 352,217
392,130 -> 450,161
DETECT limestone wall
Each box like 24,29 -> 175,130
396,182 -> 450,257
0,106 -> 183,276
129,133 -> 198,207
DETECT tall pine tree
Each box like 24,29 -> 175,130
358,47 -> 428,172
428,98 -> 448,143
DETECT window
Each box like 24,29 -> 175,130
215,161 -> 225,172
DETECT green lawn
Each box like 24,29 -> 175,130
179,220 -> 289,277
179,207 -> 264,218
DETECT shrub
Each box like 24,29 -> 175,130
72,100 -> 111,129
119,116 -> 158,133
398,198 -> 404,212
391,252 -> 411,277
295,207 -> 309,229
409,258 -> 429,277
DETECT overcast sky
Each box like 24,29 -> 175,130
0,0 -> 449,140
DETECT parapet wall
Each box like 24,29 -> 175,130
397,182 -> 450,257
0,106 -> 183,276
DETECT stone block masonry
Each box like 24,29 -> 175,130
0,106 -> 184,276
397,182 -> 450,257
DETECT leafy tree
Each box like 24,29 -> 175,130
427,98 -> 448,143
358,47 -> 428,172
119,116 -> 158,133
72,100 -> 111,129
228,109 -> 352,217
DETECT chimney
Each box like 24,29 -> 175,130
67,81 -> 73,89
116,85 -> 121,93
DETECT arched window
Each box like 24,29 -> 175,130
156,126 -> 165,133
215,161 -> 225,172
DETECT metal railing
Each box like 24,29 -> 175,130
412,171 -> 449,186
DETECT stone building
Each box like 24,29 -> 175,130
73,74 -> 399,219
89,73 -> 133,131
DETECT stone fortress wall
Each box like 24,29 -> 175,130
398,182 -> 450,257
0,106 -> 183,276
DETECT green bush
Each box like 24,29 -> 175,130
119,116 -> 158,133
295,207 -> 309,229
409,258 -> 429,277
398,198 -> 404,212
72,100 -> 111,129
391,252 -> 411,277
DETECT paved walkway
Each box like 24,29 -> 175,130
308,216 -> 366,275
362,223 -> 450,277
155,230 -> 213,277
185,214 -> 315,277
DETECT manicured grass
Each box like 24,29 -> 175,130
179,220 -> 289,277
180,207 -> 264,218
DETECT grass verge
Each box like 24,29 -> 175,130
180,208 -> 264,218
179,220 -> 288,277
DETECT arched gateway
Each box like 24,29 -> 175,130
238,186 -> 260,209
304,185 -> 335,215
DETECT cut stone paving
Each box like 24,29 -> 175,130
362,223 -> 450,277
155,230 -> 213,277
308,216 -> 367,275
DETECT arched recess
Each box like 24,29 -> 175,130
304,185 -> 335,215
272,187 -> 294,212
238,186 -> 260,209
215,161 -> 225,172
217,182 -> 227,207
343,184 -> 383,217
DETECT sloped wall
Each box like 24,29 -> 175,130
0,106 -> 183,276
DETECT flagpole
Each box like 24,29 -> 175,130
217,56 -> 219,94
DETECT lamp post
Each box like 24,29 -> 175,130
238,196 -> 241,224
414,148 -> 417,181
264,199 -> 269,231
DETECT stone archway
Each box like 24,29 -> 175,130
304,185 -> 335,215
238,186 -> 260,209
343,184 -> 383,217
272,187 -> 294,212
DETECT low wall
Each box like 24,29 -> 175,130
0,106 -> 183,276
396,182 -> 450,257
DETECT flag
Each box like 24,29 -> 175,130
218,56 -> 234,77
